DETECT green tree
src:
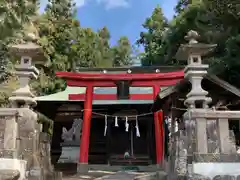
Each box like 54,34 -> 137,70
137,5 -> 169,66
137,0 -> 240,89
97,26 -> 113,67
33,0 -> 78,95
0,0 -> 39,81
112,36 -> 132,67
199,0 -> 240,87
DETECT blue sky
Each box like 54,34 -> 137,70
40,0 -> 177,46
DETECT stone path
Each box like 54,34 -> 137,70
63,171 -> 156,180
94,171 -> 137,180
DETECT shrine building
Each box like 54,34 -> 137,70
35,66 -> 184,170
35,65 -> 240,173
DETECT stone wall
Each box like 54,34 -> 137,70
0,108 -> 62,180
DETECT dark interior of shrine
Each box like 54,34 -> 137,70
36,101 -> 157,169
88,104 -> 156,166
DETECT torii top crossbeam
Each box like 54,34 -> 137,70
56,71 -> 184,81
56,67 -> 184,88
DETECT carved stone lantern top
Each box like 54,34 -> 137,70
9,22 -> 46,67
175,30 -> 217,63
175,30 -> 217,109
8,22 -> 45,108
185,30 -> 200,44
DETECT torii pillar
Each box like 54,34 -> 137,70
78,84 -> 93,173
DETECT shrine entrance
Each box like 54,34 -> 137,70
88,104 -> 156,165
108,116 -> 154,166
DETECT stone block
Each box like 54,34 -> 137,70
193,153 -> 240,162
0,170 -> 20,180
0,159 -> 27,180
39,133 -> 50,143
53,172 -> 62,180
192,163 -> 240,179
213,175 -> 236,180
2,149 -> 17,159
188,173 -> 211,180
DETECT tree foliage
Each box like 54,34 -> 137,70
2,0 -> 240,102
138,0 -> 240,87
0,0 -> 133,105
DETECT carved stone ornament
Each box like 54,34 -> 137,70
61,118 -> 82,142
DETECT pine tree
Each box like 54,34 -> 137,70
137,5 -> 168,66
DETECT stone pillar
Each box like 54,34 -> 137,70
217,118 -> 234,153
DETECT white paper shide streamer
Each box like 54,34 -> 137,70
115,116 -> 119,127
135,116 -> 140,137
104,115 -> 107,136
125,116 -> 129,132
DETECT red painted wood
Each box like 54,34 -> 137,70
66,79 -> 182,87
69,93 -> 154,100
79,85 -> 93,163
56,71 -> 184,81
153,85 -> 163,164
59,70 -> 182,165
131,79 -> 182,87
67,80 -> 115,87
158,110 -> 164,163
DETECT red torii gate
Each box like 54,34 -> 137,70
56,70 -> 184,166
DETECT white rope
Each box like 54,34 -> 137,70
104,115 -> 107,136
125,116 -> 129,132
135,116 -> 140,137
81,109 -> 155,118
114,116 -> 119,127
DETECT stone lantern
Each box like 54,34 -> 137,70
176,30 -> 217,109
8,22 -> 46,108
7,22 -> 46,179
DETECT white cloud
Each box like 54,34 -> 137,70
39,0 -> 129,13
39,0 -> 85,13
97,0 -> 129,9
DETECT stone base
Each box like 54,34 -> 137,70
77,163 -> 88,174
0,158 -> 27,180
193,162 -> 240,179
58,146 -> 80,163
193,153 -> 240,162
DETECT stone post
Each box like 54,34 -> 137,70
175,31 -> 217,177
176,30 -> 216,154
8,22 -> 46,180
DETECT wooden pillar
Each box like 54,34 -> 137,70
79,85 -> 93,164
153,85 -> 164,164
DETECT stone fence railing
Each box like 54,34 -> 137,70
0,108 -> 62,180
183,110 -> 240,158
168,109 -> 240,180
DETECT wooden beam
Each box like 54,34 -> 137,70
56,71 -> 184,81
